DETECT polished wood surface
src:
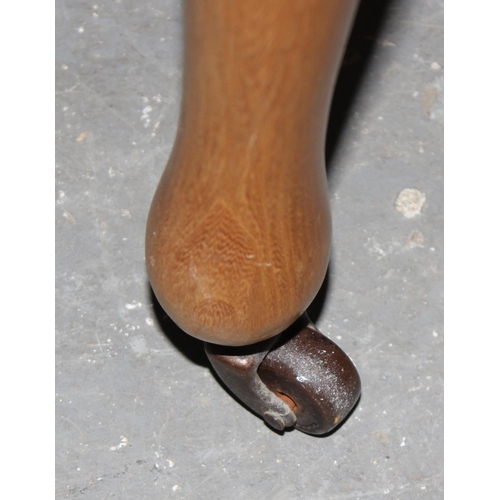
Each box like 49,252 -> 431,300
146,0 -> 359,346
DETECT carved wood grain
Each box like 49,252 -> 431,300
146,0 -> 359,346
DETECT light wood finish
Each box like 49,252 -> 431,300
146,0 -> 359,346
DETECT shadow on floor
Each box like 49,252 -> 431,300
149,285 -> 209,367
325,0 -> 396,171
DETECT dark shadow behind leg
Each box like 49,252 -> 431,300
325,0 -> 396,170
310,0 -> 396,324
149,285 -> 209,367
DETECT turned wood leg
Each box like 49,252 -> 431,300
146,0 -> 361,434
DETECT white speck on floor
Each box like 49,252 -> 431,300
141,105 -> 153,127
125,302 -> 142,309
56,190 -> 66,205
395,188 -> 426,218
109,435 -> 128,451
365,236 -> 389,259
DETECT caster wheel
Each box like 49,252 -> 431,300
259,320 -> 361,435
206,314 -> 361,435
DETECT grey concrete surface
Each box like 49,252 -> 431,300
56,0 -> 443,498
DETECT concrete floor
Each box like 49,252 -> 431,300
55,0 -> 443,498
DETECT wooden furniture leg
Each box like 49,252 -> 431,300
146,0 -> 361,435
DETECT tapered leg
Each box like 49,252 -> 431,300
146,0 -> 361,433
147,0 -> 359,346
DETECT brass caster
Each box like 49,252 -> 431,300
205,313 -> 361,435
